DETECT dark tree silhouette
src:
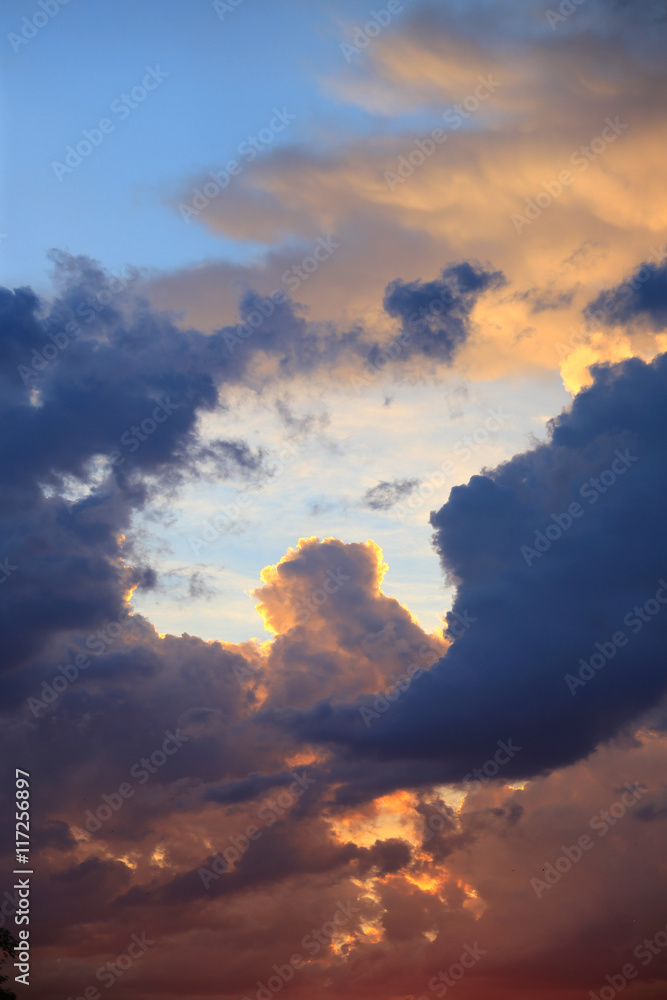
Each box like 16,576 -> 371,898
0,930 -> 17,1000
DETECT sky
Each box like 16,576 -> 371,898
0,0 -> 666,998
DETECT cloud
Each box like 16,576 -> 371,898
149,0 -> 666,391
0,255 -> 279,677
6,2 -> 667,996
0,247 -> 514,679
382,262 -> 506,362
4,386 -> 667,997
586,256 -> 667,331
271,351 -> 667,804
361,478 -> 421,510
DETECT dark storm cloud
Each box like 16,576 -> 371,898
0,249 -> 485,686
150,822 -> 409,908
382,262 -> 506,362
271,351 -> 667,802
600,0 -> 667,21
204,770 -> 299,804
0,252 -> 350,678
586,256 -> 667,331
361,479 -> 420,511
